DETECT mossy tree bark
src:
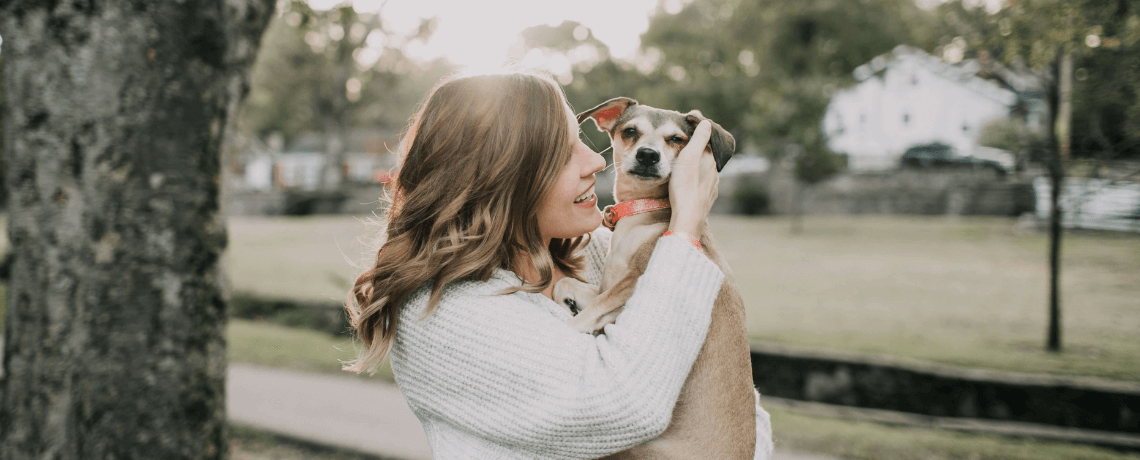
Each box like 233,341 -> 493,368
0,1 -> 273,459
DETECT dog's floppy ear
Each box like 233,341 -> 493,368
685,110 -> 735,172
577,97 -> 638,132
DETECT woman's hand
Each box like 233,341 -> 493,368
668,120 -> 719,236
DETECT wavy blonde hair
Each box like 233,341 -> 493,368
344,72 -> 589,374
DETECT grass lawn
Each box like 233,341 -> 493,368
226,214 -> 1140,382
223,215 -> 380,304
228,319 -> 394,383
712,215 -> 1140,381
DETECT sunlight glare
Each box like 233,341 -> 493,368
315,0 -> 661,73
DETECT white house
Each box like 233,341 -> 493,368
822,45 -> 1044,171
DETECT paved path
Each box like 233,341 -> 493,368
227,363 -> 842,460
228,364 -> 432,460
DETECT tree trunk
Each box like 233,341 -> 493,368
1045,51 -> 1070,353
0,2 -> 273,459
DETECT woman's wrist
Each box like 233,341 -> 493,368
668,212 -> 701,236
663,229 -> 702,249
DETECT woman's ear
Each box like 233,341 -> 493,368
576,97 -> 638,133
684,111 -> 736,172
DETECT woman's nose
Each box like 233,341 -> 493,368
587,150 -> 606,175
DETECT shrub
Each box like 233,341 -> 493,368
733,182 -> 771,215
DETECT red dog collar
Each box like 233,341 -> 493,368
602,198 -> 671,229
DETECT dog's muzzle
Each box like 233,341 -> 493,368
636,147 -> 660,166
628,147 -> 662,179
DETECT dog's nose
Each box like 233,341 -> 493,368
636,147 -> 659,166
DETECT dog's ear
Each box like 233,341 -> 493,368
685,111 -> 735,172
577,97 -> 638,133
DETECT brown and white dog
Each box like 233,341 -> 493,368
554,97 -> 756,459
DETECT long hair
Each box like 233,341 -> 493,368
344,72 -> 589,374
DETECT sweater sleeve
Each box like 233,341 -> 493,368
389,234 -> 722,459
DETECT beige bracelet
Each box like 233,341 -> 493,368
663,230 -> 702,250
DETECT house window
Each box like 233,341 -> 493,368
962,123 -> 969,132
903,113 -> 910,126
911,75 -> 918,86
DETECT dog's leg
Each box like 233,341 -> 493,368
553,277 -> 600,317
566,234 -> 657,333
565,274 -> 638,333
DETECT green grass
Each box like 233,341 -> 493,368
769,406 -> 1140,460
224,215 -> 380,303
711,215 -> 1140,381
226,214 -> 1140,382
227,319 -> 393,382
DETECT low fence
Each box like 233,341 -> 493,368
1033,177 -> 1140,233
793,170 -> 1035,216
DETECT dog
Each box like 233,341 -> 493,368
554,97 -> 756,459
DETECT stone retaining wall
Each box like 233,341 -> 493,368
751,342 -> 1140,434
796,170 -> 1036,216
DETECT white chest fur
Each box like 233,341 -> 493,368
603,214 -> 668,291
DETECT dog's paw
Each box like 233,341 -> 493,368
553,278 -> 578,315
554,277 -> 597,316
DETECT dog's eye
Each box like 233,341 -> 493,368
668,136 -> 686,144
622,127 -> 638,137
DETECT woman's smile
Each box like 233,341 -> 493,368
573,187 -> 597,206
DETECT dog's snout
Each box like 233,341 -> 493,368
636,147 -> 659,166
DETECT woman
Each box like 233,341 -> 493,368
345,72 -> 773,459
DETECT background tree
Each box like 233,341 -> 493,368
957,0 -> 1140,352
517,20 -> 658,158
0,1 -> 273,459
237,1 -> 443,191
637,0 -> 939,153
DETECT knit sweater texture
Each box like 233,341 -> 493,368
389,227 -> 773,459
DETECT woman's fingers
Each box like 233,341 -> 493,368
668,120 -> 717,236
679,120 -> 713,165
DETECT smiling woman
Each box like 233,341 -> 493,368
340,71 -> 766,458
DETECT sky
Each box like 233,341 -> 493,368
308,0 -> 689,73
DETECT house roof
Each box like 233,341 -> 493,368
852,45 -> 1040,107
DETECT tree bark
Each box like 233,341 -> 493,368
0,1 -> 273,459
1046,51 -> 1069,353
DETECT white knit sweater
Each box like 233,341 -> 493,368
389,228 -> 773,459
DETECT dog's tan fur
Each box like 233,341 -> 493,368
555,98 -> 756,459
